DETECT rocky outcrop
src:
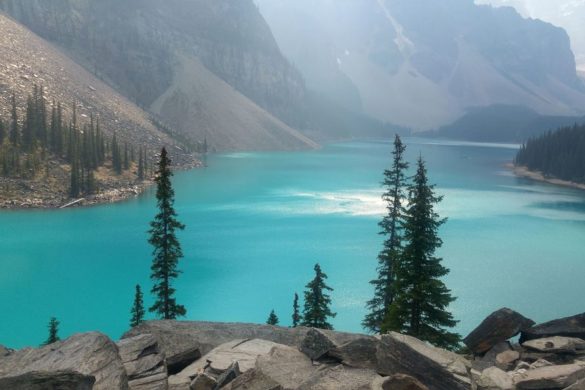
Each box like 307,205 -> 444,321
0,370 -> 95,390
521,313 -> 585,343
5,312 -> 585,390
464,309 -> 585,390
0,332 -> 128,389
116,334 -> 167,390
464,308 -> 535,355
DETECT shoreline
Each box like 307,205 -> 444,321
508,163 -> 585,191
0,159 -> 201,211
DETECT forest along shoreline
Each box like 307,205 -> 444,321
508,163 -> 585,192
0,160 -> 201,210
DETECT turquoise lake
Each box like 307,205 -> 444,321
1,138 -> 585,348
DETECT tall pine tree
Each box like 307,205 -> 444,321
43,317 -> 60,345
292,292 -> 301,327
148,147 -> 186,319
363,134 -> 408,333
130,284 -> 145,328
382,157 -> 460,350
301,263 -> 336,330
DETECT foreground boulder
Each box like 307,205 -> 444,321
521,313 -> 585,343
0,370 -> 95,390
378,373 -> 430,390
464,308 -> 535,355
116,334 -> 167,390
377,332 -> 471,390
513,363 -> 585,389
0,332 -> 128,389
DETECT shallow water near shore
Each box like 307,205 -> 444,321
1,138 -> 585,348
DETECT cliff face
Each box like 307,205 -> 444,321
0,0 -> 315,151
259,0 -> 585,131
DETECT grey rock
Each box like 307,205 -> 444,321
215,361 -> 241,388
482,342 -> 513,365
378,373 -> 430,390
521,313 -> 585,343
514,364 -> 585,389
328,337 -> 379,369
495,350 -> 520,371
299,328 -> 337,361
564,378 -> 585,389
173,338 -> 281,384
190,372 -> 217,390
126,373 -> 168,390
166,347 -> 201,376
0,345 -> 12,357
0,332 -> 128,390
376,332 -> 472,390
297,365 -> 381,390
522,337 -> 585,354
224,344 -> 316,389
116,334 -> 167,390
123,321 -> 362,357
475,367 -> 515,390
464,308 -> 535,355
0,370 -> 95,390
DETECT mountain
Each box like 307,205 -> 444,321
0,13 -> 195,207
476,0 -> 585,73
429,105 -> 585,142
257,0 -> 585,131
0,0 -> 318,151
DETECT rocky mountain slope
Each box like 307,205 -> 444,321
1,309 -> 584,389
258,0 -> 585,132
0,13 -> 195,208
0,0 -> 319,151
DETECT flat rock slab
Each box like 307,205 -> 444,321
297,365 -> 381,390
464,308 -> 535,355
174,338 -> 281,383
0,332 -> 127,390
0,370 -> 95,390
514,363 -> 585,389
522,337 -> 585,354
521,313 -> 585,343
224,345 -> 316,389
116,334 -> 167,390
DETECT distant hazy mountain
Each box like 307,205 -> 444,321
476,0 -> 585,72
258,0 -> 585,131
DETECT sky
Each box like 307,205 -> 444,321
476,0 -> 585,72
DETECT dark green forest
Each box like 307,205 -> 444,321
0,86 -> 153,197
515,123 -> 585,183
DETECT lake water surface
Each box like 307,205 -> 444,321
1,138 -> 585,348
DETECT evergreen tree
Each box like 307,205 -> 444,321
10,93 -> 20,146
137,146 -> 145,180
130,284 -> 145,328
44,317 -> 60,345
363,134 -> 408,333
0,119 -> 5,145
266,310 -> 279,325
301,263 -> 336,330
382,157 -> 460,350
292,292 -> 301,327
148,147 -> 186,319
